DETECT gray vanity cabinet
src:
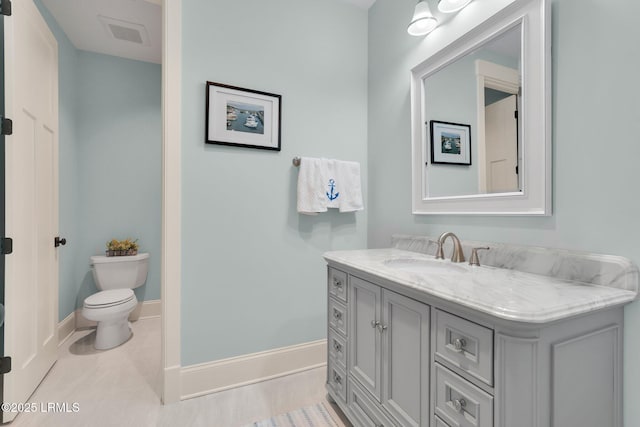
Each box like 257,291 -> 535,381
349,277 -> 382,399
327,268 -> 348,404
348,275 -> 430,427
326,260 -> 626,427
380,289 -> 430,427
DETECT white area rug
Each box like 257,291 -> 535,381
244,402 -> 339,427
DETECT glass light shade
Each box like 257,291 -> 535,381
407,1 -> 438,36
437,0 -> 473,13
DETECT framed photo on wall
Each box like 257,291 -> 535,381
430,120 -> 471,165
205,81 -> 282,151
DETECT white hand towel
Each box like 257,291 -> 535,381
296,157 -> 364,215
296,157 -> 327,215
335,160 -> 364,212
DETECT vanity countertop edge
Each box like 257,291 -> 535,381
323,248 -> 638,324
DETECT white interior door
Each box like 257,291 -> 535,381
485,95 -> 518,193
3,0 -> 59,421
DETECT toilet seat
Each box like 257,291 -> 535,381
84,289 -> 135,309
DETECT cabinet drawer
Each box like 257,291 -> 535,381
328,328 -> 347,369
348,378 -> 398,427
435,416 -> 452,427
328,360 -> 347,404
435,309 -> 493,386
328,267 -> 348,303
329,298 -> 348,337
434,363 -> 493,427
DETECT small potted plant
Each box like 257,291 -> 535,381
106,238 -> 139,257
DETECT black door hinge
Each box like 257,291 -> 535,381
0,357 -> 12,374
515,165 -> 519,175
514,110 -> 518,119
1,117 -> 12,135
0,0 -> 11,16
1,238 -> 13,255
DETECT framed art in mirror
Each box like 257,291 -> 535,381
430,121 -> 471,166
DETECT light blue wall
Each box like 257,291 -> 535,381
34,0 -> 81,321
74,52 -> 162,308
368,0 -> 640,424
425,53 -> 479,197
181,0 -> 368,365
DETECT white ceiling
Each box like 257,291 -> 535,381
42,0 -> 162,64
41,0 -> 376,65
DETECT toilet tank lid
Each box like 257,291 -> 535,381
91,253 -> 149,264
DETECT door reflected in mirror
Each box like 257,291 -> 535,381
484,90 -> 518,193
425,24 -> 522,198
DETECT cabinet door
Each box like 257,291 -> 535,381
349,277 -> 382,400
381,290 -> 430,427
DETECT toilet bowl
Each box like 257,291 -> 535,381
82,289 -> 138,349
82,253 -> 149,350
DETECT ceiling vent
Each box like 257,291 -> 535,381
98,15 -> 150,46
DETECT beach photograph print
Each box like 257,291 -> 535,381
206,81 -> 282,151
440,132 -> 461,155
429,120 -> 471,165
226,101 -> 265,135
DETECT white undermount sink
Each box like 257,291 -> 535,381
383,258 -> 468,274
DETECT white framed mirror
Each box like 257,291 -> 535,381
410,0 -> 551,215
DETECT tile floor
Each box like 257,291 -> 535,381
9,317 -> 350,427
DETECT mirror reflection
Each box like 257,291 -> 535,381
425,24 -> 522,198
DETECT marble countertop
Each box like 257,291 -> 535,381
324,248 -> 638,323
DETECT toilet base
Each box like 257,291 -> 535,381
95,317 -> 132,350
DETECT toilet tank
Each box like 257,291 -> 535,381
90,253 -> 150,291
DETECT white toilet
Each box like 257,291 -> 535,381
82,253 -> 149,350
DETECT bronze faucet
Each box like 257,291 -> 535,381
435,232 -> 465,263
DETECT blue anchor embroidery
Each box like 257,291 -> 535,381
326,179 -> 340,201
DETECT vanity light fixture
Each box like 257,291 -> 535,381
437,0 -> 473,13
407,0 -> 438,36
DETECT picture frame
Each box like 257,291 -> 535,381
205,81 -> 282,151
429,120 -> 471,165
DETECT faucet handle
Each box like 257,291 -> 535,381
469,247 -> 490,266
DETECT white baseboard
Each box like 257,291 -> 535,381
74,299 -> 161,329
180,339 -> 328,400
58,311 -> 76,346
132,299 -> 162,320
